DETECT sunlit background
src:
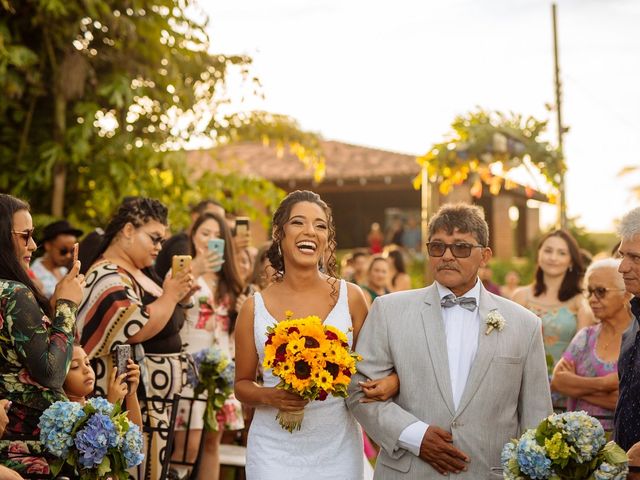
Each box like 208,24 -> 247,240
201,0 -> 640,232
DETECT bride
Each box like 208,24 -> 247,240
235,190 -> 396,479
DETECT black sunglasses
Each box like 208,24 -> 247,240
144,232 -> 165,247
584,286 -> 625,300
12,228 -> 35,247
426,241 -> 484,258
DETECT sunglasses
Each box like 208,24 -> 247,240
584,286 -> 626,300
12,228 -> 35,247
58,247 -> 74,256
426,241 -> 484,258
144,232 -> 165,247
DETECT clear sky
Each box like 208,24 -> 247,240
201,0 -> 640,232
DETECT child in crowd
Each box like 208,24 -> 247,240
63,344 -> 142,428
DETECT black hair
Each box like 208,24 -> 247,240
89,197 -> 168,268
266,190 -> 339,301
190,199 -> 224,216
387,250 -> 406,274
0,194 -> 52,316
189,212 -> 244,329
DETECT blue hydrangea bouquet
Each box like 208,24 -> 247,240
38,397 -> 144,480
190,346 -> 235,431
501,411 -> 628,479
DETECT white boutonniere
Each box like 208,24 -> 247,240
485,310 -> 505,335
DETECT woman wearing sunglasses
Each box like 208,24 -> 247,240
77,197 -> 196,480
550,258 -> 632,431
0,194 -> 84,476
513,230 -> 594,405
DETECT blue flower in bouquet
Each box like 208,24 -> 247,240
220,362 -> 235,386
122,422 -> 145,468
74,413 -> 120,468
86,396 -> 114,416
38,401 -> 86,458
593,461 -> 628,480
516,430 -> 551,479
205,346 -> 222,364
552,411 -> 606,462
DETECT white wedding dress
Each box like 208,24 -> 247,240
246,279 -> 365,479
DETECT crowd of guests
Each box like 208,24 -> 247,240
1,189 -> 640,478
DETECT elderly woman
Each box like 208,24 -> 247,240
0,194 -> 84,476
550,258 -> 632,430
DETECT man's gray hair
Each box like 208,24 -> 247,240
428,203 -> 489,246
585,258 -> 624,290
618,207 -> 640,240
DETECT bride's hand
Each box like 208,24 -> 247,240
358,372 -> 399,403
267,388 -> 309,412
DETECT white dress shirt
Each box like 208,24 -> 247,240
397,280 -> 481,455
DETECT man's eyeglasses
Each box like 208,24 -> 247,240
12,228 -> 35,247
426,241 -> 484,258
584,286 -> 626,300
58,247 -> 73,256
144,232 -> 165,247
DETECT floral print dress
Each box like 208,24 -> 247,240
176,278 -> 243,431
0,279 -> 77,475
562,325 -> 618,431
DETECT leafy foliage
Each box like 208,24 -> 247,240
416,109 -> 563,200
0,0 -> 319,229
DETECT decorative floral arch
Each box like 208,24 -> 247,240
415,109 -> 564,202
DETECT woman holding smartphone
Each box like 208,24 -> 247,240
78,197 -> 195,480
0,194 -> 84,477
173,212 -> 245,480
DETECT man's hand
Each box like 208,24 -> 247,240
419,425 -> 469,475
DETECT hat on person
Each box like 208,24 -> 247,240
41,220 -> 84,243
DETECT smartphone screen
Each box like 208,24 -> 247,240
114,344 -> 132,382
208,239 -> 225,272
235,217 -> 250,236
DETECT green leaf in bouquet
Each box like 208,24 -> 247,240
111,399 -> 122,417
204,404 -> 220,432
601,441 -> 629,464
97,456 -> 112,477
50,458 -> 64,476
213,394 -> 226,409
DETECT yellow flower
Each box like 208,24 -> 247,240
544,432 -> 571,460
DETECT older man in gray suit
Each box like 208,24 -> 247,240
347,203 -> 552,479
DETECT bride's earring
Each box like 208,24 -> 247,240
277,242 -> 282,258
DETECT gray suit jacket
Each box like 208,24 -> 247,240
347,283 -> 552,480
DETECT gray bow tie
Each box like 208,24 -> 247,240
440,294 -> 477,311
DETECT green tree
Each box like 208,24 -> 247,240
0,0 -> 322,229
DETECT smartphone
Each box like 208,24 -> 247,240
72,242 -> 79,264
114,344 -> 131,382
235,216 -> 250,236
208,239 -> 225,272
172,255 -> 192,277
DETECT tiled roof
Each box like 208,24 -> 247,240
186,140 -> 419,182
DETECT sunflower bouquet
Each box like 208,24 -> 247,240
262,312 -> 361,433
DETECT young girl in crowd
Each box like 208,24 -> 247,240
63,344 -> 143,428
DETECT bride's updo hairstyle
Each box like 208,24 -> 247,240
266,190 -> 338,282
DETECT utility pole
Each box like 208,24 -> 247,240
552,2 -> 568,229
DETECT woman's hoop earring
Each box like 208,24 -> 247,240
277,242 -> 282,258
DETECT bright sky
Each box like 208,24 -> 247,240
201,0 -> 640,232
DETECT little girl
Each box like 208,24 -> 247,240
63,344 -> 142,428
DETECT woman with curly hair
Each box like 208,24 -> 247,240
234,190 -> 396,479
